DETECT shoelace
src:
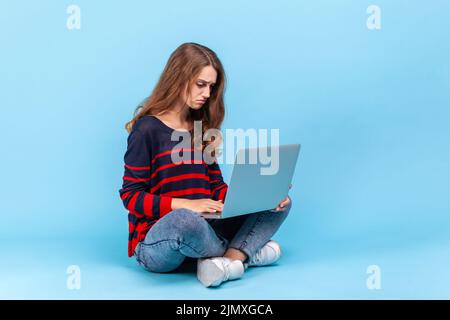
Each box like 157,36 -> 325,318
250,251 -> 264,265
251,245 -> 274,265
221,259 -> 232,281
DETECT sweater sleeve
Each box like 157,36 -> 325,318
208,160 -> 228,202
119,128 -> 173,219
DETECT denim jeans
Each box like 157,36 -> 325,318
134,198 -> 292,273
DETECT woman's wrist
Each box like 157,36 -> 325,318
171,198 -> 189,210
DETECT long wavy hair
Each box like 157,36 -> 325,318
125,42 -> 226,153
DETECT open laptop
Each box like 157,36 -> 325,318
201,144 -> 301,219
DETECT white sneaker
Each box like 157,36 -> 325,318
197,257 -> 245,287
245,240 -> 282,268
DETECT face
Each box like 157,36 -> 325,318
184,65 -> 217,110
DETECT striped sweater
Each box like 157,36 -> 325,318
118,115 -> 228,257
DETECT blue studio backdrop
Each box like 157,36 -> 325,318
0,0 -> 449,299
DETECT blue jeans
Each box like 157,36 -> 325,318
134,199 -> 292,273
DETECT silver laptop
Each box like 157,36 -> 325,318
201,144 -> 301,219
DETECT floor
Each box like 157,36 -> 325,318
1,232 -> 449,299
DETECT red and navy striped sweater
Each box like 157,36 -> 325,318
119,115 -> 228,257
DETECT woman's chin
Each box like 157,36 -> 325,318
188,103 -> 204,110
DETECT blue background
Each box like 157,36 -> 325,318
1,0 -> 449,299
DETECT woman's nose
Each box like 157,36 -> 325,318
203,88 -> 210,99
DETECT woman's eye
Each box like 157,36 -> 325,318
197,82 -> 214,90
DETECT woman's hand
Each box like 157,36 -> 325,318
273,196 -> 291,212
273,184 -> 292,212
171,198 -> 224,214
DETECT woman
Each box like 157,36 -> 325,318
119,42 -> 292,287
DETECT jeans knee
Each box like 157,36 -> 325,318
169,208 -> 201,223
136,242 -> 185,273
167,208 -> 207,239
169,207 -> 198,216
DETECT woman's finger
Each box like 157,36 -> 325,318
210,202 -> 224,210
208,204 -> 223,212
281,198 -> 290,207
202,202 -> 223,212
207,199 -> 224,208
277,197 -> 288,207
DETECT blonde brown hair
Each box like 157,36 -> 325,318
125,42 -> 226,152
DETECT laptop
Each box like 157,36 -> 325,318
201,144 -> 301,219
